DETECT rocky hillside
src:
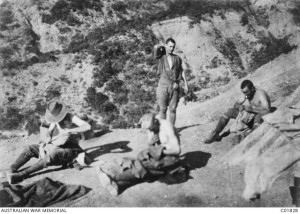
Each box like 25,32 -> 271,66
0,0 -> 299,133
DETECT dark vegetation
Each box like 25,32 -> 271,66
249,33 -> 297,72
290,2 -> 300,26
41,0 -> 103,25
0,107 -> 24,130
0,1 -> 58,73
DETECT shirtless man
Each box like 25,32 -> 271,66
95,113 -> 182,196
154,38 -> 189,125
204,79 -> 271,144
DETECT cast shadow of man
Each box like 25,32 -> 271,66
152,151 -> 212,186
177,124 -> 203,134
29,141 -> 132,177
85,141 -> 132,162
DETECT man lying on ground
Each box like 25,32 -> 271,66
7,100 -> 91,184
95,113 -> 186,196
204,79 -> 271,144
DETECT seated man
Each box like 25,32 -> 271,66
95,113 -> 184,196
204,79 -> 271,144
7,100 -> 91,184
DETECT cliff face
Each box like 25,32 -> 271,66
0,0 -> 299,130
151,0 -> 300,86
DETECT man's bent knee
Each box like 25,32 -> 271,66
24,144 -> 39,157
224,108 -> 239,119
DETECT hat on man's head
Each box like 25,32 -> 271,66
45,100 -> 68,123
139,113 -> 156,129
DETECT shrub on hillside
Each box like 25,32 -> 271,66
42,0 -> 69,24
111,1 -> 128,13
0,2 -> 14,31
0,107 -> 24,130
290,2 -> 300,25
42,0 -> 103,24
0,46 -> 14,61
104,78 -> 125,94
85,86 -> 119,114
110,115 -> 129,129
101,101 -> 118,115
123,102 -> 153,127
45,84 -> 61,101
249,34 -> 297,72
113,92 -> 129,106
24,114 -> 41,135
93,60 -> 119,88
128,85 -> 155,104
65,33 -> 89,53
66,14 -> 81,26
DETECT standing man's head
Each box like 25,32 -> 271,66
165,38 -> 176,55
241,80 -> 256,99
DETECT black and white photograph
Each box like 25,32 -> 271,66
0,0 -> 300,209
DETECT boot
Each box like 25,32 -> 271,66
294,176 -> 300,207
204,116 -> 229,144
7,160 -> 46,184
95,166 -> 119,196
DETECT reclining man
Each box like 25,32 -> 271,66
7,100 -> 91,184
95,113 -> 185,196
204,79 -> 271,144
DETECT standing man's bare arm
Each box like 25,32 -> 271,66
182,70 -> 189,93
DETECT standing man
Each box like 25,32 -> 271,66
204,79 -> 271,144
154,38 -> 189,125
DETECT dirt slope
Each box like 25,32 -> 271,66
1,48 -> 300,207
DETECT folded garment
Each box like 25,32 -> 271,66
0,177 -> 90,207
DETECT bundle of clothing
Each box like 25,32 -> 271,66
0,177 -> 90,207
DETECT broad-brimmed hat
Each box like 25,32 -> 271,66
139,113 -> 156,129
45,100 -> 68,123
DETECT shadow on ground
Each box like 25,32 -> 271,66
28,141 -> 132,177
177,124 -> 203,133
85,141 -> 132,161
180,150 -> 212,170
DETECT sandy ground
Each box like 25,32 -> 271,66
0,123 -> 293,207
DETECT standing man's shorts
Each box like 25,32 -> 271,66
156,84 -> 179,112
